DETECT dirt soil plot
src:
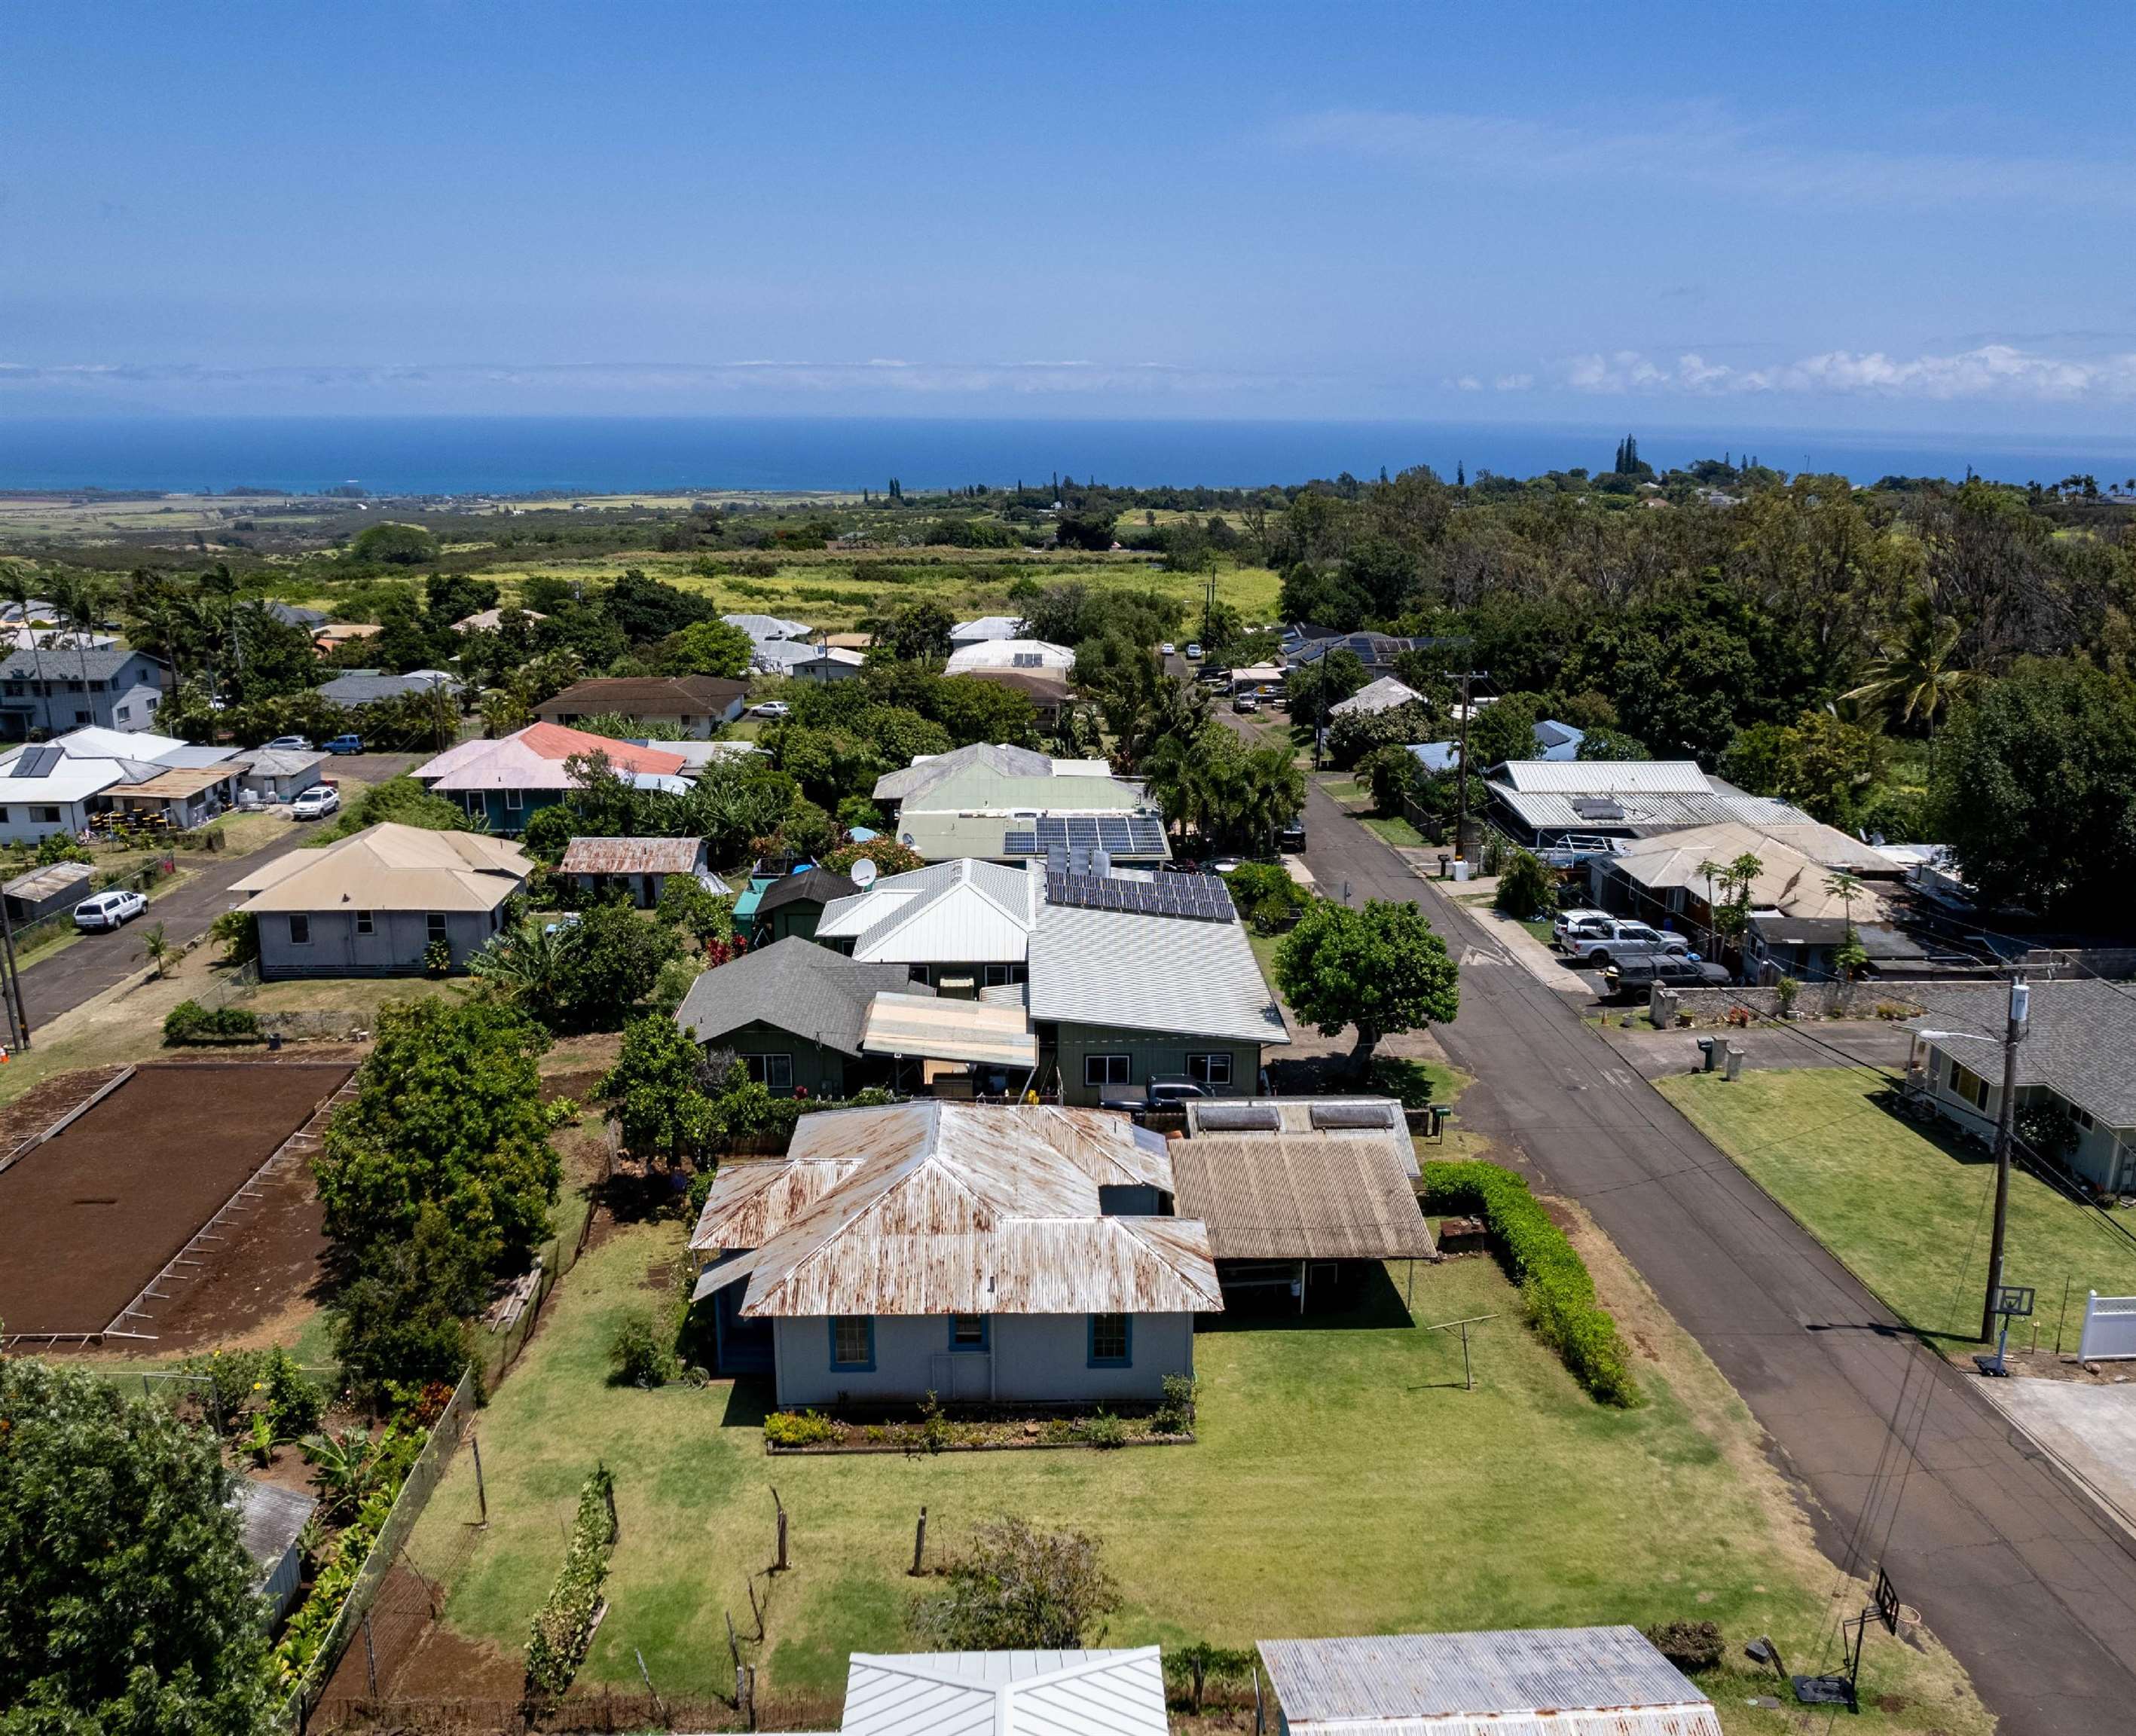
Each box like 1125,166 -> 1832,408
0,1060 -> 351,1337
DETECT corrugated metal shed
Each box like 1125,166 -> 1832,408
1028,896 -> 1291,1047
1258,1628 -> 1722,1736
690,1102 -> 1221,1316
558,836 -> 710,876
1169,1132 -> 1436,1261
860,991 -> 1036,1068
839,1648 -> 1168,1736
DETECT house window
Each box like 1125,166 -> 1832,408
355,910 -> 374,935
145,696 -> 158,712
72,711 -> 90,726
949,1314 -> 989,1351
426,912 -> 448,944
0,807 -> 10,823
2,682 -> 20,696
116,704 -> 130,721
1084,1053 -> 1131,1087
65,681 -> 84,693
743,1053 -> 793,1091
289,914 -> 311,946
907,965 -> 930,986
1087,1313 -> 1132,1367
1950,1062 -> 1991,1111
32,805 -> 60,824
830,1316 -> 875,1371
1186,1053 -> 1233,1087
504,787 -> 524,811
983,963 -> 1027,987
2076,1107 -> 2096,1130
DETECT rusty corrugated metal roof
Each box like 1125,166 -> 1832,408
558,835 -> 711,876
689,1102 -> 1220,1316
1169,1132 -> 1436,1262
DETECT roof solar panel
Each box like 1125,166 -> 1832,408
1002,829 -> 1038,856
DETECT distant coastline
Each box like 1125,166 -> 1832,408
2,413 -> 2133,497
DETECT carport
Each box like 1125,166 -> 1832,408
860,989 -> 1037,1098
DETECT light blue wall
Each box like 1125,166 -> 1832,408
769,1311 -> 1193,1407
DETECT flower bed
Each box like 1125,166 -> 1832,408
765,1383 -> 1196,1454
524,1465 -> 617,1707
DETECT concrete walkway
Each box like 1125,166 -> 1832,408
1980,1377 -> 2136,1542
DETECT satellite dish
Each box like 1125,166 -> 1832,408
851,858 -> 879,889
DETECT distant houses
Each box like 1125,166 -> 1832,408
231,822 -> 530,979
0,643 -> 171,739
0,726 -> 244,843
534,674 -> 748,735
411,722 -> 689,830
872,742 -> 1165,866
316,668 -> 457,707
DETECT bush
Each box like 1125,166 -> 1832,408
1154,1374 -> 1198,1435
764,1408 -> 839,1447
209,908 -> 258,964
176,1347 -> 266,1435
911,1517 -> 1120,1649
1419,1160 -> 1642,1407
1493,850 -> 1556,918
1361,744 -> 1417,817
1079,1409 -> 1126,1450
1646,1619 -> 1724,1673
524,1466 -> 616,1706
607,1307 -> 677,1388
1225,860 -> 1307,934
262,1346 -> 323,1437
162,1000 -> 262,1046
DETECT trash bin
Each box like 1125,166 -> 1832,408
1697,1037 -> 1716,1072
1452,859 -> 1471,883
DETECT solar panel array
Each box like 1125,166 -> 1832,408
1011,651 -> 1044,668
1001,814 -> 1169,859
1044,866 -> 1236,924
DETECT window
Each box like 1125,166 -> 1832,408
949,1314 -> 989,1351
1083,1053 -> 1131,1087
289,914 -> 311,946
32,805 -> 60,824
2,682 -> 20,696
145,695 -> 158,712
463,793 -> 485,819
743,1053 -> 793,1091
1950,1062 -> 1991,1111
1087,1313 -> 1131,1367
72,711 -> 90,726
907,965 -> 930,986
830,1316 -> 874,1371
354,910 -> 374,935
64,680 -> 84,693
116,704 -> 130,721
1186,1053 -> 1233,1087
2076,1107 -> 2096,1131
0,808 -> 10,824
983,963 -> 1027,987
504,787 -> 524,811
426,912 -> 448,944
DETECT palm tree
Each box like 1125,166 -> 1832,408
139,921 -> 176,980
1695,857 -> 1727,955
469,918 -> 573,1020
1824,870 -> 1868,980
1843,594 -> 1981,747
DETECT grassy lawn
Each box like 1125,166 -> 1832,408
1319,778 -> 1368,805
1361,815 -> 1426,848
1658,1068 -> 2136,1344
408,1220 -> 1983,1731
199,808 -> 300,857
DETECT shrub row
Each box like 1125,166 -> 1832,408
524,1466 -> 617,1705
1419,1159 -> 1642,1408
269,1424 -> 424,1693
163,1000 -> 261,1045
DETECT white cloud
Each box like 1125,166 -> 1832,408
1277,106 -> 2136,210
1560,343 -> 2136,401
1493,373 -> 1534,392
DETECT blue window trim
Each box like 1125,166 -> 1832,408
947,1314 -> 990,1352
829,1314 -> 875,1372
1086,1313 -> 1132,1368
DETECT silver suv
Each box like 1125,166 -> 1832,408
1562,918 -> 1691,968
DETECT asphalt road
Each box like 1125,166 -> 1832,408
14,752 -> 419,1035
1290,769 -> 2136,1735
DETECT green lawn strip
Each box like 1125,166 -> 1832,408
1658,1068 -> 2136,1343
1361,816 -> 1426,848
407,1221 -> 1980,1729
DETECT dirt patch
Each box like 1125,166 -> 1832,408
0,1064 -> 128,1154
0,1059 -> 350,1338
144,1149 -> 330,1352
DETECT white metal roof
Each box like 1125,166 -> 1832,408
1329,676 -> 1424,717
814,858 -> 1037,964
945,637 -> 1076,674
949,615 -> 1025,643
1493,784 -> 1817,836
1493,760 -> 1713,794
1028,895 -> 1291,1047
1258,1628 -> 1721,1736
723,611 -> 813,643
839,1649 -> 1168,1736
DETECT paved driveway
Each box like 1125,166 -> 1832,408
1290,769 -> 2136,1736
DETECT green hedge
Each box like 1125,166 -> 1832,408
524,1466 -> 616,1704
1419,1159 -> 1642,1408
163,1000 -> 262,1045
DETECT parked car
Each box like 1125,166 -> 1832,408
1279,815 -> 1306,851
322,733 -> 364,754
263,734 -> 313,752
291,784 -> 341,820
1098,1074 -> 1212,1113
1602,955 -> 1731,999
1184,641 -> 1202,660
750,700 -> 790,719
74,888 -> 147,932
1160,642 -> 1178,657
1562,918 -> 1691,967
1552,907 -> 1613,946
1233,694 -> 1260,714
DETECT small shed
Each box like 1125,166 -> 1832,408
1257,1628 -> 1722,1736
753,865 -> 860,942
2,859 -> 93,925
230,1478 -> 318,1628
557,836 -> 720,909
239,748 -> 329,804
109,763 -> 245,830
838,1649 -> 1168,1736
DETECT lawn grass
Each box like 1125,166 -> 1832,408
1361,815 -> 1426,848
407,1219 -> 1985,1731
1658,1068 -> 2136,1344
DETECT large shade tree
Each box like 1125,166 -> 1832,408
1276,897 -> 1460,1078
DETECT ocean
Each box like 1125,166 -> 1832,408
1,414 -> 2132,498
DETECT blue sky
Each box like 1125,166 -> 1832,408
5,1 -> 2133,428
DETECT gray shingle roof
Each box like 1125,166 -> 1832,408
674,935 -> 926,1056
0,644 -> 161,682
317,670 -> 454,704
755,866 -> 860,916
1027,897 -> 1290,1046
1907,979 -> 2136,1129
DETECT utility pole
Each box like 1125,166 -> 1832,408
1452,671 -> 1487,863
1980,977 -> 2030,1343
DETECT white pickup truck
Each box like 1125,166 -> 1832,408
1560,918 -> 1692,968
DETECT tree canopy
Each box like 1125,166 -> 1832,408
1275,897 -> 1460,1075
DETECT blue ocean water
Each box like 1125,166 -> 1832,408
1,414 -> 2132,497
